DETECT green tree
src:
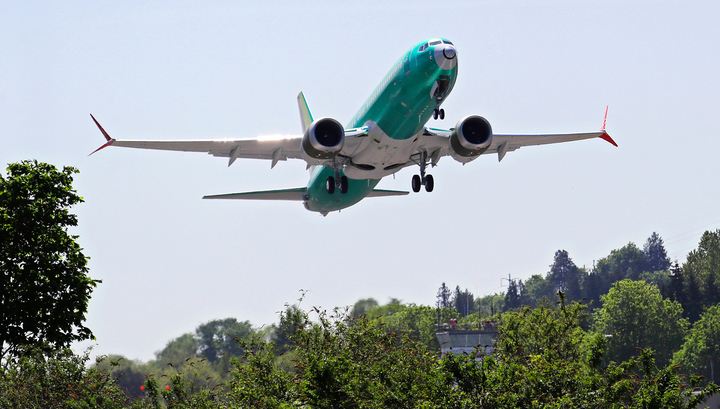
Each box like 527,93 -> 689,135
594,279 -> 688,367
593,242 -> 647,294
523,274 -> 553,307
674,304 -> 720,384
503,279 -> 522,311
436,282 -> 452,308
644,231 -> 671,272
349,297 -> 379,318
547,250 -> 583,301
452,286 -> 475,317
0,160 -> 99,359
684,230 -> 720,311
196,318 -> 253,374
155,333 -> 200,364
0,346 -> 126,408
497,292 -> 588,363
382,304 -> 456,350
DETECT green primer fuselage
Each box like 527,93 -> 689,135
304,39 -> 458,214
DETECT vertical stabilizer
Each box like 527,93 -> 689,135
297,92 -> 314,133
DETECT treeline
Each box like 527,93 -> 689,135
440,230 -> 720,382
3,295 -> 719,408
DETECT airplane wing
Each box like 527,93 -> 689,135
89,114 -> 370,168
202,187 -> 407,201
422,114 -> 616,163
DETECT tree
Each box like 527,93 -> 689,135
644,232 -> 671,272
683,229 -> 720,314
523,274 -> 553,306
0,160 -> 99,359
436,282 -> 452,309
452,286 -> 475,317
196,318 -> 253,365
594,280 -> 688,367
547,250 -> 583,301
503,279 -> 521,311
0,347 -> 126,408
349,297 -> 379,318
593,242 -> 647,293
674,304 -> 720,384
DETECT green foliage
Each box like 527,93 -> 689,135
381,304 -> 455,350
594,279 -> 689,367
496,292 -> 589,363
475,292 -> 504,317
683,229 -> 720,319
0,346 -> 126,408
350,297 -> 379,318
452,286 -> 475,317
0,160 -> 99,358
196,318 -> 253,365
674,304 -> 720,383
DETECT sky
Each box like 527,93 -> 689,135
2,1 -> 720,361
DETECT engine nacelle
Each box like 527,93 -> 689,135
448,115 -> 493,163
301,118 -> 345,163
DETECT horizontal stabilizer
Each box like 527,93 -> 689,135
203,187 -> 307,201
367,189 -> 409,197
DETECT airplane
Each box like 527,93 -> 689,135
91,38 -> 616,216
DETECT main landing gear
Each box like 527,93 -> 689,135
325,158 -> 349,195
411,151 -> 434,193
432,108 -> 445,120
326,175 -> 348,194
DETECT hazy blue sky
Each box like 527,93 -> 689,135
3,1 -> 719,361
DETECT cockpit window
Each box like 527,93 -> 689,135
429,40 -> 442,46
419,43 -> 428,52
443,40 -> 454,45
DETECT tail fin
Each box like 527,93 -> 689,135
297,92 -> 314,133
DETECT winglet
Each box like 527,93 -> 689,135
88,114 -> 116,156
598,106 -> 618,147
297,92 -> 314,133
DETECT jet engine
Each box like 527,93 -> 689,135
448,115 -> 493,163
301,118 -> 345,163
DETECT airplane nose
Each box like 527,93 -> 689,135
443,46 -> 456,60
434,44 -> 458,70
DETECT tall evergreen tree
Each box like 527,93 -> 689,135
436,283 -> 452,309
643,232 -> 671,272
548,250 -> 582,301
503,279 -> 521,311
452,286 -> 475,317
685,271 -> 703,323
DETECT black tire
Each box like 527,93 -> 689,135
439,109 -> 445,120
425,174 -> 434,192
340,176 -> 349,194
433,109 -> 438,120
326,176 -> 335,194
412,174 -> 421,192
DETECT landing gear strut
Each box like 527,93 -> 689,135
326,158 -> 349,194
411,151 -> 434,193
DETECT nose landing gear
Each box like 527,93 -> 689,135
432,108 -> 445,120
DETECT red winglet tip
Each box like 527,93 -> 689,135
601,105 -> 609,131
90,114 -> 112,142
88,139 -> 115,156
599,132 -> 617,147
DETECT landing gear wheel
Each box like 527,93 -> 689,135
425,174 -> 434,192
339,176 -> 349,194
326,176 -> 335,194
433,109 -> 439,120
439,109 -> 445,120
412,174 -> 421,192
